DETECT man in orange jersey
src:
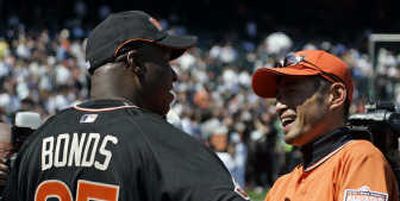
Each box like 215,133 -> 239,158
252,50 -> 398,201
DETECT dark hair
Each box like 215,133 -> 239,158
313,76 -> 350,121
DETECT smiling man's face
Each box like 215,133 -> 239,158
275,76 -> 330,146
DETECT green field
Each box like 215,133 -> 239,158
247,188 -> 267,201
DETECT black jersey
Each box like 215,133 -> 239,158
3,100 -> 249,201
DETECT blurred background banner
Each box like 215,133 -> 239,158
1,0 -> 399,42
368,34 -> 400,101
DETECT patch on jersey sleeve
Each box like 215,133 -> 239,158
344,186 -> 388,201
80,114 -> 99,123
232,177 -> 250,200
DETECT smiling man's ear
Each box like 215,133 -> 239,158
328,82 -> 347,110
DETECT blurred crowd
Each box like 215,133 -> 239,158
1,18 -> 400,191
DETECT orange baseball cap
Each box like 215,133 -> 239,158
252,50 -> 353,101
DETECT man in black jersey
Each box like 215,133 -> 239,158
3,10 -> 249,201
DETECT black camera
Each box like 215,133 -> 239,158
11,112 -> 42,154
349,102 -> 400,132
348,101 -> 400,186
348,102 -> 400,151
0,111 -> 41,192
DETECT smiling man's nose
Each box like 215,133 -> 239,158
275,100 -> 288,116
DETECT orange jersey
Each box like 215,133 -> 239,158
266,140 -> 398,201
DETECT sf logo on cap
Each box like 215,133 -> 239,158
149,17 -> 162,31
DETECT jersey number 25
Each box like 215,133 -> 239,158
35,180 -> 119,201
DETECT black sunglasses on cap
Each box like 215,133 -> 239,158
276,53 -> 343,83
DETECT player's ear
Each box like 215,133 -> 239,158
125,50 -> 144,76
328,82 -> 346,110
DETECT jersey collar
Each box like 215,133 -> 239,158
301,127 -> 370,171
74,99 -> 139,110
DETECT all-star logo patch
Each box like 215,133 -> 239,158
80,114 -> 99,123
344,186 -> 388,201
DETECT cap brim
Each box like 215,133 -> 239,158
252,65 -> 320,98
157,35 -> 198,60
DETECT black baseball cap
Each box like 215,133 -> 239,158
86,10 -> 197,74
